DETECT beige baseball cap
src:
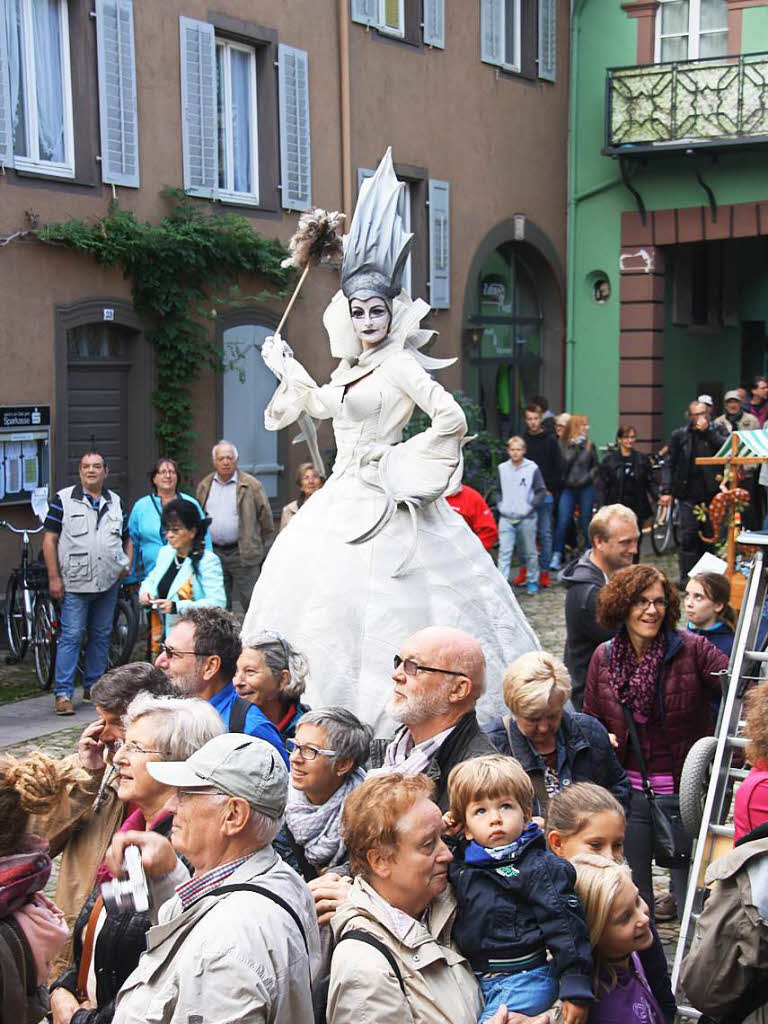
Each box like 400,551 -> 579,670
724,389 -> 742,402
148,734 -> 288,819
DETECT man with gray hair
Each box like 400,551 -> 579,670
197,440 -> 274,611
108,734 -> 320,1024
369,626 -> 495,811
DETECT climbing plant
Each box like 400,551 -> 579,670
40,189 -> 293,474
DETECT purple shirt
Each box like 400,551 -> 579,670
590,953 -> 665,1024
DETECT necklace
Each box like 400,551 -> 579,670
173,552 -> 185,569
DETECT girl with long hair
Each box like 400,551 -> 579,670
551,415 -> 599,571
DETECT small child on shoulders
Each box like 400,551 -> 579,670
446,755 -> 593,1024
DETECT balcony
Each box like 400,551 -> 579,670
605,51 -> 768,155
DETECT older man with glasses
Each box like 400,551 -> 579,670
154,606 -> 288,764
368,626 -> 495,811
107,734 -> 320,1024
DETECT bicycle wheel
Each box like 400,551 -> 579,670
650,506 -> 672,556
4,571 -> 28,660
33,595 -> 58,690
108,598 -> 139,669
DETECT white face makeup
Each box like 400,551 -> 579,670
349,297 -> 391,350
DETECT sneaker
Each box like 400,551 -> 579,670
55,696 -> 75,716
539,571 -> 551,588
82,689 -> 91,703
549,552 -> 563,571
526,582 -> 540,596
512,568 -> 527,587
654,892 -> 677,922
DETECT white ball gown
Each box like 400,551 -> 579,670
242,292 -> 539,733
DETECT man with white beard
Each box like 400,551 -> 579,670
368,626 -> 495,810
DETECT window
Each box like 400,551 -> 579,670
378,0 -> 404,38
5,0 -> 74,177
215,39 -> 258,204
482,0 -> 521,73
656,0 -> 728,62
350,0 -> 444,48
481,0 -> 555,80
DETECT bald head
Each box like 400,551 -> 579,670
410,627 -> 486,697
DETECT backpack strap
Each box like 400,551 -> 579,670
336,929 -> 406,996
208,883 -> 308,955
229,697 -> 250,734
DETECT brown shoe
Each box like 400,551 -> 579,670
55,696 -> 75,716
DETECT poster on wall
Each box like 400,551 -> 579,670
0,407 -> 51,507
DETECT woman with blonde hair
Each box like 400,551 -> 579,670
551,414 -> 599,571
484,650 -> 630,817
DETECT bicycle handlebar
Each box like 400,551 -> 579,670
0,521 -> 44,535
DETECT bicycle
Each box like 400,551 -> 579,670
1,520 -> 58,689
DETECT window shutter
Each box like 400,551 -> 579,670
423,0 -> 446,48
481,0 -> 505,66
96,0 -> 140,187
357,166 -> 374,193
538,0 -> 556,81
351,0 -> 379,27
278,44 -> 311,212
179,16 -> 217,198
428,179 -> 450,309
0,5 -> 12,168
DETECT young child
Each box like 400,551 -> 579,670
684,572 -> 736,658
497,436 -> 546,595
571,854 -> 665,1024
447,755 -> 593,1024
545,783 -> 675,1024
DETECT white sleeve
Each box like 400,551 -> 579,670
264,356 -> 341,430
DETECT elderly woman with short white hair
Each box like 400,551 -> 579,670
234,631 -> 311,739
484,650 -> 630,817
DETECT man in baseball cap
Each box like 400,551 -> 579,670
714,390 -> 761,528
108,734 -> 320,1024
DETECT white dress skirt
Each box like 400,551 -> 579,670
243,331 -> 539,733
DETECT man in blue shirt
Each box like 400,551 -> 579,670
154,606 -> 287,765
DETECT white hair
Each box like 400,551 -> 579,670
248,810 -> 283,848
212,440 -> 239,461
123,694 -> 225,761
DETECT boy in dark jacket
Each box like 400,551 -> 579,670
446,755 -> 593,1024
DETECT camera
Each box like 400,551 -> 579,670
101,845 -> 152,915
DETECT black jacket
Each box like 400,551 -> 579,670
484,709 -> 631,815
370,711 -> 495,811
449,830 -> 593,1002
661,423 -> 727,501
595,449 -> 657,520
523,431 -> 564,493
561,440 -> 598,490
561,550 -> 614,709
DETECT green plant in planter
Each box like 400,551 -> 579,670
40,190 -> 292,474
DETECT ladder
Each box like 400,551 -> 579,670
671,530 -> 768,1019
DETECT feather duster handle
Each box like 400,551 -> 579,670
275,209 -> 345,337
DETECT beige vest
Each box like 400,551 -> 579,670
57,485 -> 128,592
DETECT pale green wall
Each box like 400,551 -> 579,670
744,5 -> 768,42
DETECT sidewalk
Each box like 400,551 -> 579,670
0,691 -> 96,748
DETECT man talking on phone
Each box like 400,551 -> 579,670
659,400 -> 728,588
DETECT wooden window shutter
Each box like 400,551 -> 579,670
278,44 -> 312,212
179,16 -> 217,198
428,179 -> 450,309
481,0 -> 505,66
96,0 -> 140,187
0,6 -> 12,168
423,0 -> 446,48
538,0 -> 556,81
351,0 -> 379,27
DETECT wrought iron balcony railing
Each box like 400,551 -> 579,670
605,51 -> 768,155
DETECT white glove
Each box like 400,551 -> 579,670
261,332 -> 294,379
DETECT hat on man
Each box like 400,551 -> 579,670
148,734 -> 288,819
697,394 -> 714,407
724,389 -> 742,403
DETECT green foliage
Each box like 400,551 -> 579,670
403,391 -> 506,500
40,190 -> 293,473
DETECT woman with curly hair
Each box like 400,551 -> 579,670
734,682 -> 768,842
582,564 -> 729,921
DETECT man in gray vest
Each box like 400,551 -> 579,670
43,451 -> 131,715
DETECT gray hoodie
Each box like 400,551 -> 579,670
561,549 -> 614,709
498,458 -> 546,521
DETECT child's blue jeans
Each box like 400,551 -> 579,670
479,964 -> 558,1022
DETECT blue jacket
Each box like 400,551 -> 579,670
140,546 -> 226,632
449,829 -> 593,1003
687,620 -> 734,658
484,709 -> 632,815
209,682 -> 289,766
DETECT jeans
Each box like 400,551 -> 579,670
553,484 -> 594,557
54,583 -> 119,698
624,788 -> 690,921
497,513 -> 539,583
536,495 -> 554,572
479,964 -> 558,1021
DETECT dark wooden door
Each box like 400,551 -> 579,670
66,364 -> 130,499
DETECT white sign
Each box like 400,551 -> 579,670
103,308 -> 115,321
31,486 -> 49,523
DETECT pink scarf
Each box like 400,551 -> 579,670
94,806 -> 173,885
608,629 -> 666,722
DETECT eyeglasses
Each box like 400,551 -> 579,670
159,642 -> 214,660
393,654 -> 466,678
632,598 -> 669,611
286,739 -> 338,760
114,740 -> 167,757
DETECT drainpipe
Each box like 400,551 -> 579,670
338,0 -> 353,219
566,0 -> 588,411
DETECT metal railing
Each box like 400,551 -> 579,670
605,50 -> 768,154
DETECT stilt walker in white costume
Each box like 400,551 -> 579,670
243,149 -> 538,732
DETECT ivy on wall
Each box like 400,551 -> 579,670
40,190 -> 293,474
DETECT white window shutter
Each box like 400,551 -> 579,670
481,0 -> 505,66
428,179 -> 450,309
96,0 -> 140,187
278,44 -> 312,212
351,0 -> 379,26
423,0 -> 446,48
179,16 -> 217,198
0,5 -> 12,168
538,0 -> 556,81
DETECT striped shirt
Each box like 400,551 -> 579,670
176,853 -> 251,911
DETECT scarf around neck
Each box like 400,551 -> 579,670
608,629 -> 666,722
285,767 -> 366,868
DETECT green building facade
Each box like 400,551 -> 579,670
569,0 -> 768,450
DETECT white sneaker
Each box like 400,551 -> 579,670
549,553 -> 563,571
